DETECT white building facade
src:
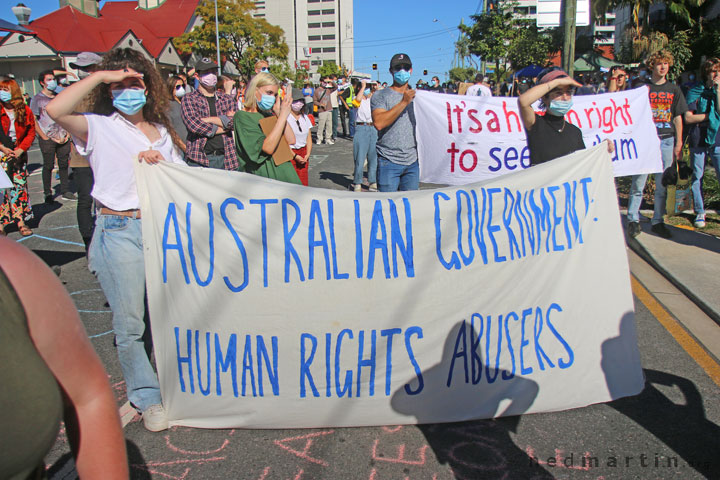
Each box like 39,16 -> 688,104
253,0 -> 353,78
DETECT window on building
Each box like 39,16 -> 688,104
321,21 -> 335,27
308,35 -> 321,41
322,34 -> 335,40
308,22 -> 321,28
308,0 -> 320,2
311,60 -> 322,66
254,13 -> 265,17
322,9 -> 335,14
323,47 -> 336,53
322,0 -> 334,2
308,10 -> 321,15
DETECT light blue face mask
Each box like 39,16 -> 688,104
258,94 -> 276,111
547,98 -> 573,117
364,88 -> 371,96
112,88 -> 147,115
393,69 -> 411,85
45,79 -> 58,91
0,90 -> 11,103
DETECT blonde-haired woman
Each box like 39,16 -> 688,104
233,72 -> 301,183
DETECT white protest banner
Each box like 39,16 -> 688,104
136,144 -> 644,429
416,88 -> 662,185
0,167 -> 11,190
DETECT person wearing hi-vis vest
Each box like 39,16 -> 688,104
340,76 -> 357,138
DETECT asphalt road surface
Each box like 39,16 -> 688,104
12,138 -> 720,480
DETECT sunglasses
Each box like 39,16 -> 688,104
392,65 -> 411,72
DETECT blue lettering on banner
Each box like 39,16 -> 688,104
220,198 -> 249,292
162,203 -> 190,284
175,327 -> 280,398
444,303 -> 574,387
186,202 -> 215,286
249,199 -> 278,288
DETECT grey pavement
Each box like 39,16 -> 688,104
624,212 -> 720,326
10,137 -> 720,479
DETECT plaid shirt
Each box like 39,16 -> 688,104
181,89 -> 238,169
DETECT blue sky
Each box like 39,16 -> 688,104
2,0 -> 482,83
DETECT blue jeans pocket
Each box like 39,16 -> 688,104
102,215 -> 131,232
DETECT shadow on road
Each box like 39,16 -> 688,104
391,321 -> 552,479
318,170 -> 352,190
31,250 -> 86,268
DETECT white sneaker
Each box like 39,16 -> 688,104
353,184 -> 362,192
142,404 -> 169,432
694,217 -> 706,228
316,139 -> 323,145
327,139 -> 335,145
369,183 -> 378,192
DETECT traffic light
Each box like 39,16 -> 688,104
372,63 -> 377,70
423,69 -> 428,75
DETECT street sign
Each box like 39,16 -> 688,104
536,0 -> 590,27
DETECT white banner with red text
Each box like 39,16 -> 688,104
136,144 -> 644,429
415,88 -> 662,185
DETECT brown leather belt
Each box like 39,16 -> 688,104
356,122 -> 374,126
99,207 -> 142,219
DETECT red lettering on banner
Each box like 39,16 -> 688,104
468,109 -> 482,133
453,102 -> 466,133
448,142 -> 460,172
566,109 -> 582,128
485,110 -> 500,132
503,101 -> 522,132
459,150 -> 478,172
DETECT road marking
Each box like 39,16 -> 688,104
17,234 -> 85,247
632,275 -> 720,387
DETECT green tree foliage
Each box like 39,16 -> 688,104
175,0 -> 289,80
667,30 -> 692,82
317,61 -> 342,78
448,67 -> 478,83
460,4 -> 556,83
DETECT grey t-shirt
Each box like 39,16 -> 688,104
370,87 -> 417,165
30,91 -> 68,142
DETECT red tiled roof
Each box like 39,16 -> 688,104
28,0 -> 198,58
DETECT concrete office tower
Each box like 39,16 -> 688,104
253,0 -> 354,79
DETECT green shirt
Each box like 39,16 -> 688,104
233,111 -> 302,185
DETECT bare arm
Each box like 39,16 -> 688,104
46,70 -> 143,145
517,76 -> 582,131
673,115 -> 683,160
372,87 -> 415,130
0,238 -> 128,479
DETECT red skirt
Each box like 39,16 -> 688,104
291,145 -> 309,186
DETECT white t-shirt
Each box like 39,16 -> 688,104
330,90 -> 339,108
466,84 -> 492,96
286,114 -> 312,148
5,109 -> 16,142
73,112 -> 185,210
357,97 -> 372,123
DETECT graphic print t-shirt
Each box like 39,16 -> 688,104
647,81 -> 688,138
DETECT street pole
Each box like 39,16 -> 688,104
562,0 -> 577,78
214,0 -> 222,76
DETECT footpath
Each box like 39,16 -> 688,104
624,210 -> 720,326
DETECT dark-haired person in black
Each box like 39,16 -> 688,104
519,67 -> 613,166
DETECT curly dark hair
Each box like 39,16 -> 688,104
87,48 -> 182,149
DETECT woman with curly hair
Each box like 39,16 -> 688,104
0,76 -> 36,236
46,47 -> 185,432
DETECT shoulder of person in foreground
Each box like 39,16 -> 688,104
0,237 -> 129,479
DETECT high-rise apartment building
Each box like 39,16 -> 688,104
252,0 -> 353,78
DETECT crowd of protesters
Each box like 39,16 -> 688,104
1,44 -> 719,478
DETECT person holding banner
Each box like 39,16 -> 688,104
518,67 -> 586,165
234,72 -> 302,184
371,53 -> 419,192
45,47 -> 188,432
626,50 -> 688,239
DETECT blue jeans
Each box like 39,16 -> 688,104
88,214 -> 162,412
332,108 -> 339,139
690,145 -> 720,218
377,157 -> 419,192
627,137 -> 674,224
348,107 -> 357,137
353,125 -> 378,185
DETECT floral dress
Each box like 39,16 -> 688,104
1,105 -> 35,226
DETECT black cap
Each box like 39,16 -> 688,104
390,53 -> 412,71
195,57 -> 217,72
